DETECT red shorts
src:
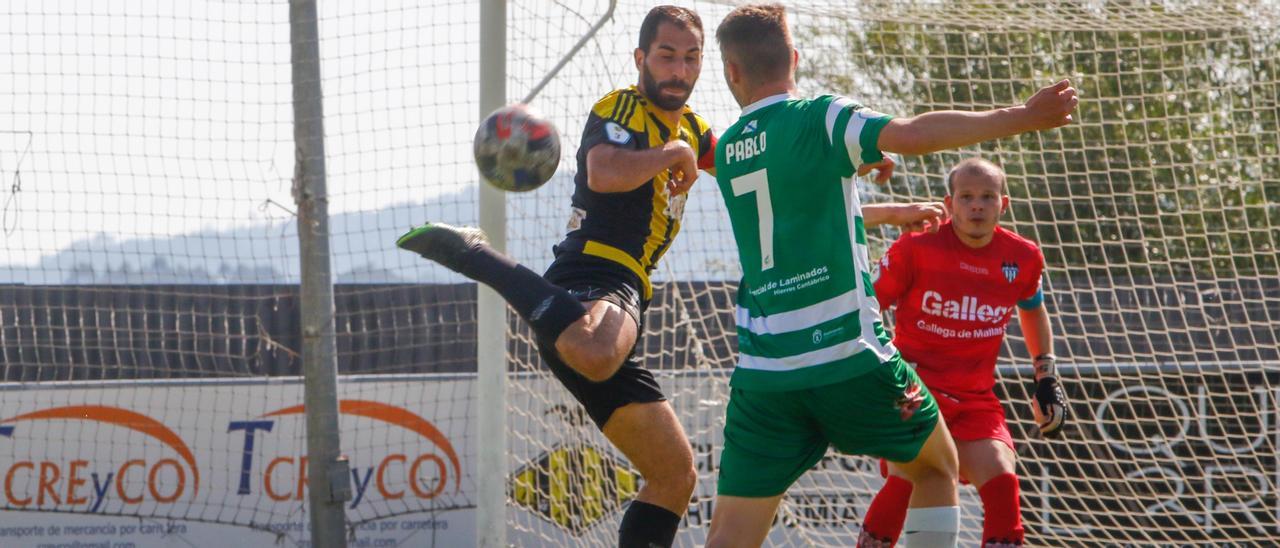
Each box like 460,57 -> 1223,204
930,386 -> 1014,451
879,387 -> 1013,481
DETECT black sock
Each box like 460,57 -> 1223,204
618,500 -> 681,548
454,244 -> 586,342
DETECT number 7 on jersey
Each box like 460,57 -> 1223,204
731,169 -> 775,271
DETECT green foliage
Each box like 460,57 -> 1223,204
797,4 -> 1279,277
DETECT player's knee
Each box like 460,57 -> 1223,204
907,453 -> 957,484
650,466 -> 697,510
669,464 -> 697,499
932,458 -> 960,482
937,452 -> 959,482
905,451 -> 958,487
903,465 -> 954,498
969,454 -> 1016,488
933,435 -> 960,478
645,455 -> 697,501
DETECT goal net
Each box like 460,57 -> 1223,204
1,0 -> 1277,546
0,1 -> 482,543
499,1 -> 1280,546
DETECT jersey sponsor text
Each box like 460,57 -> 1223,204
920,290 -> 1012,324
747,265 -> 830,298
916,319 -> 1007,340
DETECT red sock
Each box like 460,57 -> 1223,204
978,473 -> 1024,546
859,475 -> 913,547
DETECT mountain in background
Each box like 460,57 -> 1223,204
1,171 -> 740,285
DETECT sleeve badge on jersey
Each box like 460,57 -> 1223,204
605,121 -> 631,145
566,207 -> 587,231
854,107 -> 889,120
1001,261 -> 1019,283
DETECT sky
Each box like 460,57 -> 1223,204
1,1 -> 905,285
0,1 -> 761,284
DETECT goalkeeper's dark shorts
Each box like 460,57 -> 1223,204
537,252 -> 665,430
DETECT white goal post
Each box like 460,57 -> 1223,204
0,1 -> 1275,547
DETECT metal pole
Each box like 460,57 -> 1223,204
519,0 -> 617,105
477,0 -> 508,546
290,1 -> 351,546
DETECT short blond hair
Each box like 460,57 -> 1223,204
946,157 -> 1007,194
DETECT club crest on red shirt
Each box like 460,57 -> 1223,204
1001,261 -> 1019,283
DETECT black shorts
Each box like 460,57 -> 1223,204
539,253 -> 665,430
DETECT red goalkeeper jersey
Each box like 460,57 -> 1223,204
873,221 -> 1045,393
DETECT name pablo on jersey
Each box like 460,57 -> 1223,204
724,131 -> 766,164
920,290 -> 1012,324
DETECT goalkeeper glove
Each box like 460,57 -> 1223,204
1031,353 -> 1068,437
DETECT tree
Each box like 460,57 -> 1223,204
795,0 -> 1279,277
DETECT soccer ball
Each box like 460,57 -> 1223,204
473,103 -> 561,192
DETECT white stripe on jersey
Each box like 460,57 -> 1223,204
825,97 -> 855,145
844,111 -> 870,169
734,180 -> 897,374
739,333 -> 881,371
843,176 -> 897,362
735,288 -> 861,335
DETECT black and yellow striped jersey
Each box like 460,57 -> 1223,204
557,86 -> 716,300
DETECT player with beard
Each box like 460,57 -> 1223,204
398,6 -> 947,545
860,158 -> 1069,547
398,7 -> 711,547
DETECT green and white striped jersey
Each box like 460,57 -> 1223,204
714,94 -> 899,391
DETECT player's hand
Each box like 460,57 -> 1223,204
663,139 -> 699,196
1021,79 -> 1079,131
1030,354 -> 1068,438
856,156 -> 895,185
892,202 -> 947,233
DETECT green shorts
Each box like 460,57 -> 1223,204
717,357 -> 939,497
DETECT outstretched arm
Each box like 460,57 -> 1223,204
863,202 -> 947,233
877,79 -> 1079,156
